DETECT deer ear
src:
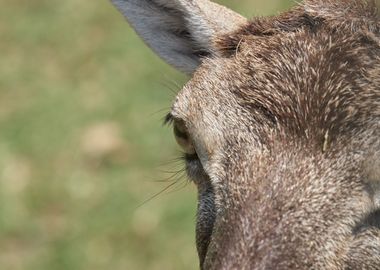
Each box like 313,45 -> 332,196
111,0 -> 246,74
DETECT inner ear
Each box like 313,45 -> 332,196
111,0 -> 246,75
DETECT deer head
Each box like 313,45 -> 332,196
111,0 -> 380,269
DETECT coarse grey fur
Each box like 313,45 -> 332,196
110,0 -> 380,269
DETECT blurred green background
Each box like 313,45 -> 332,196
0,1 -> 293,269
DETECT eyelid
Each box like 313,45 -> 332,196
173,120 -> 189,140
169,117 -> 196,155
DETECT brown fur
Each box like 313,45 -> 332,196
111,0 -> 380,269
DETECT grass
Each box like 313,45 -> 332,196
0,0 -> 294,269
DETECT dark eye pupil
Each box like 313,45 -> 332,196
174,123 -> 189,141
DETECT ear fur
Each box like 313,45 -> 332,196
111,0 -> 246,74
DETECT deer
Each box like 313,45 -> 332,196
110,0 -> 380,269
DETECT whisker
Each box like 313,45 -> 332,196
136,157 -> 188,208
161,75 -> 183,90
167,173 -> 189,193
157,168 -> 186,174
135,180 -> 180,209
158,80 -> 180,97
151,169 -> 186,183
157,157 -> 184,166
149,107 -> 172,118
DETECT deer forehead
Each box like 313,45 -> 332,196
175,28 -> 379,144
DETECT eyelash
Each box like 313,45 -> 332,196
163,112 -> 174,126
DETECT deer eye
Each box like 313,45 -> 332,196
173,120 -> 196,155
